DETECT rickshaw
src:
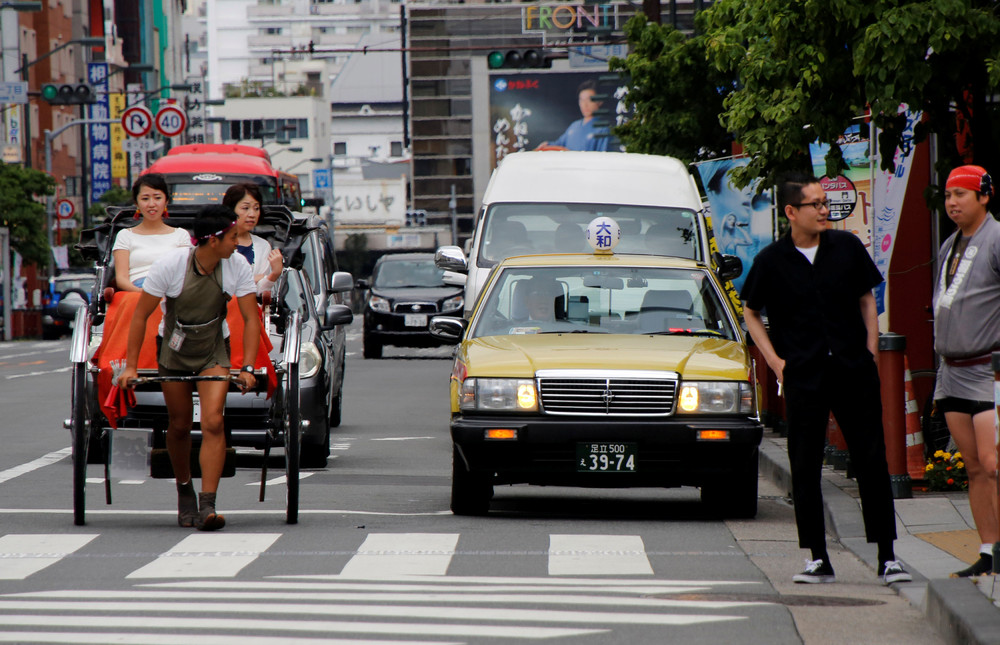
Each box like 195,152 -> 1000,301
63,203 -> 338,526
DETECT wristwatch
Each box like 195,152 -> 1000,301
240,365 -> 254,374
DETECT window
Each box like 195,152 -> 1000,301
390,141 -> 403,157
263,27 -> 283,35
333,142 -> 347,156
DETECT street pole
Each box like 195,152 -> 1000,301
44,117 -> 114,277
1,226 -> 11,341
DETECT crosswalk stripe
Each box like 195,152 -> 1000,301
0,449 -> 71,485
340,533 -> 459,578
0,534 -> 97,580
0,613 -> 602,640
0,598 -> 746,626
126,533 -> 281,579
548,534 -> 654,576
144,579 -> 722,594
0,633 -> 446,645
19,587 -> 764,609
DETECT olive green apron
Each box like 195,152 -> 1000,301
159,250 -> 231,373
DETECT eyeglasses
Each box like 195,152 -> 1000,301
791,200 -> 830,211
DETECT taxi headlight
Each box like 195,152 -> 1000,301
442,295 -> 464,312
460,378 -> 538,412
676,382 -> 753,414
299,341 -> 323,379
369,295 -> 391,313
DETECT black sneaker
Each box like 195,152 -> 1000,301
879,560 -> 912,584
793,559 -> 835,583
951,554 -> 993,578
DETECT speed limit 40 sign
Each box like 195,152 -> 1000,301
155,105 -> 187,137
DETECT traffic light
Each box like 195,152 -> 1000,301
487,49 -> 552,69
40,83 -> 98,105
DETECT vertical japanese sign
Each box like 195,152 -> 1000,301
871,108 -> 920,315
694,157 -> 774,293
88,62 -> 112,203
109,93 -> 127,181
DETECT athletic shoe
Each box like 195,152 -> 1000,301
880,560 -> 912,584
951,554 -> 993,578
792,559 -> 836,583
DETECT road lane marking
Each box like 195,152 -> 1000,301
0,633 -> 447,645
245,472 -> 315,487
0,534 -> 98,580
5,366 -> 72,379
548,534 -> 654,576
341,533 -> 460,577
370,436 -> 435,441
0,448 -> 71,485
126,533 -> 281,579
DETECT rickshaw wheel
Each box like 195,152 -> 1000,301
71,361 -> 89,526
284,360 -> 300,525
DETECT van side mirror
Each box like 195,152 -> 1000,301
712,252 -> 743,282
331,271 -> 354,293
435,246 -> 468,274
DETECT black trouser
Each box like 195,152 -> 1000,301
784,355 -> 897,550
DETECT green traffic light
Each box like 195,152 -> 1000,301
487,51 -> 505,69
41,84 -> 59,101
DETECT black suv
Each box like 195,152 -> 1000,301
358,252 -> 464,359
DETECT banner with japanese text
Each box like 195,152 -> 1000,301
87,62 -> 112,203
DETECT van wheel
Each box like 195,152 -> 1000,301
363,335 -> 382,359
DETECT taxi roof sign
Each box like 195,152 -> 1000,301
585,216 -> 621,254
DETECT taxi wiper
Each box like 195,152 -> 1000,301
647,330 -> 724,337
538,329 -> 608,334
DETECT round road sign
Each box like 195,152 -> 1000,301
155,105 -> 187,137
121,105 -> 153,138
56,198 -> 74,220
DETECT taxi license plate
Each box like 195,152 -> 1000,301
404,314 -> 427,327
576,442 -> 637,472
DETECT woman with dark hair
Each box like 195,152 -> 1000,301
222,183 -> 283,294
117,204 -> 259,531
112,173 -> 192,291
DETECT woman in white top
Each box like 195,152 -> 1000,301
112,174 -> 192,291
222,183 -> 283,295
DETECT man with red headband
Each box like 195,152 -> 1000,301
741,172 -> 911,585
118,205 -> 259,531
934,164 -> 1000,577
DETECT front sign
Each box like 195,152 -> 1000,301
88,62 -> 112,204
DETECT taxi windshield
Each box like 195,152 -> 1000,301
470,266 -> 736,340
478,204 -> 700,266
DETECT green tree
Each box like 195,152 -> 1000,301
616,0 -> 1000,188
0,161 -> 55,267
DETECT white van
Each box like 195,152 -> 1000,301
436,151 -> 738,318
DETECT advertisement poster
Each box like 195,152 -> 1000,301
695,158 -> 774,293
488,71 -> 622,169
809,124 -> 872,248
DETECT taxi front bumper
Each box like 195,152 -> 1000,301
451,415 -> 763,488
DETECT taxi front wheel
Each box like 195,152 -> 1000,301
451,446 -> 493,516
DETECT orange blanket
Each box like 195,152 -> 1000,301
94,292 -> 277,429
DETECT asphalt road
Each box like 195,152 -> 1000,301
0,322 -> 944,644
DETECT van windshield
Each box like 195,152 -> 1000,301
477,203 -> 701,267
166,177 -> 280,205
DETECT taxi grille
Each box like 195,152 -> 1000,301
538,376 -> 677,416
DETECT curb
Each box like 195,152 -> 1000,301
757,434 -> 999,645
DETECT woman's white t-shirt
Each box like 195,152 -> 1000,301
112,227 -> 193,285
142,247 -> 256,337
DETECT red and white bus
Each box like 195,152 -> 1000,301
144,143 -> 303,210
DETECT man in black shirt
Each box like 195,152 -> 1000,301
741,172 -> 911,585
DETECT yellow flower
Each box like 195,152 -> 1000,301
954,452 -> 962,460
925,464 -> 934,472
943,452 -> 952,460
957,461 -> 965,469
934,450 -> 945,458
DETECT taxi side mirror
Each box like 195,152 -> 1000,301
713,252 -> 743,282
429,316 -> 466,343
435,246 -> 468,274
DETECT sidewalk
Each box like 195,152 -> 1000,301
758,430 -> 1000,645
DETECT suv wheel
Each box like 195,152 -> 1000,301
450,446 -> 493,515
363,334 -> 382,359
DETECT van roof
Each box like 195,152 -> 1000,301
484,151 -> 702,210
146,152 -> 276,175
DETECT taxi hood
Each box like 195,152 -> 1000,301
462,334 -> 750,381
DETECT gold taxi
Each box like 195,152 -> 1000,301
430,224 -> 763,518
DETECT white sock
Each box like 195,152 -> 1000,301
980,544 -> 992,556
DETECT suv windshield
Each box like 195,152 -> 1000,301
374,258 -> 446,289
478,204 -> 701,266
471,266 -> 735,340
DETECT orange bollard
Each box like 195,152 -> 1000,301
878,333 -> 912,499
903,358 -> 926,481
